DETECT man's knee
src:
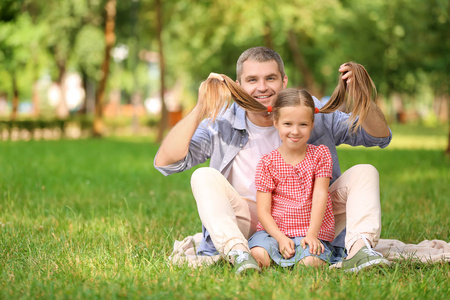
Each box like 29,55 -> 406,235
191,167 -> 220,186
350,164 -> 379,179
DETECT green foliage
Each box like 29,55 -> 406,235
0,125 -> 449,298
0,0 -> 448,123
73,25 -> 105,81
0,12 -> 48,98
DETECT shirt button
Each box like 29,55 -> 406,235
239,144 -> 243,147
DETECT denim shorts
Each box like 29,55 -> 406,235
248,230 -> 346,267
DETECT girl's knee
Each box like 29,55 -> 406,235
251,247 -> 271,268
298,256 -> 326,268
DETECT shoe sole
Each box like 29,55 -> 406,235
344,258 -> 391,273
236,264 -> 261,275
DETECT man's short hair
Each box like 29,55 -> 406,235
236,47 -> 286,83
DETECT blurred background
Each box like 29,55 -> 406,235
0,0 -> 448,146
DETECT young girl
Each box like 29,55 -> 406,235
248,88 -> 344,268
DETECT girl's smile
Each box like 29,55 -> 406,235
274,105 -> 314,155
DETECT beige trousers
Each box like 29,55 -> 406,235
190,164 -> 381,256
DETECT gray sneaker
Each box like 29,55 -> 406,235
342,236 -> 391,273
227,249 -> 261,274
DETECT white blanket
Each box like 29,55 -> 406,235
169,233 -> 450,268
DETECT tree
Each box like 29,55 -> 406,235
93,0 -> 117,137
0,13 -> 46,120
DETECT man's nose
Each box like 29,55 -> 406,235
257,80 -> 268,92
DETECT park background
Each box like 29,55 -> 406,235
0,0 -> 449,299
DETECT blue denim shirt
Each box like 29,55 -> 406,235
154,100 -> 392,255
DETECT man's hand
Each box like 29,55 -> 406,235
278,236 -> 295,259
207,72 -> 224,81
339,63 -> 353,85
196,72 -> 226,120
301,235 -> 325,256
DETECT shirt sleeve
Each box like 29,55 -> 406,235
331,111 -> 392,148
153,120 -> 213,176
313,98 -> 392,148
255,157 -> 275,193
315,145 -> 333,179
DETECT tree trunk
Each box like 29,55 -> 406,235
32,55 -> 40,117
93,0 -> 116,137
10,74 -> 19,121
445,0 -> 450,155
446,118 -> 450,155
55,62 -> 69,119
287,30 -> 322,98
77,70 -> 89,115
263,21 -> 274,50
156,0 -> 168,143
32,81 -> 40,117
446,96 -> 450,155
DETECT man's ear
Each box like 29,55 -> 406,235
282,75 -> 288,89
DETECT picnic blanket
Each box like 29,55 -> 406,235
168,233 -> 450,268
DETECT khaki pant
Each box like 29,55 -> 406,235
191,164 -> 381,255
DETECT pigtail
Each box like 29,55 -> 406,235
197,75 -> 267,123
320,62 -> 376,133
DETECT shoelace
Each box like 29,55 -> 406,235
228,250 -> 249,264
235,252 -> 249,264
361,234 -> 383,257
362,247 -> 383,257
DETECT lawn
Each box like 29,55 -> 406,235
0,124 -> 449,299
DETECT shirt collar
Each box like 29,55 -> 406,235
227,103 -> 247,131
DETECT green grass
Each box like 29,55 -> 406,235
1,124 -> 449,299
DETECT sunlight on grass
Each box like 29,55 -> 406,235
339,123 -> 448,150
388,135 -> 446,150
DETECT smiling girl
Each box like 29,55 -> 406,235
248,88 -> 343,268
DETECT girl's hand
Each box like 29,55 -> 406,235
278,236 -> 295,259
301,235 -> 325,256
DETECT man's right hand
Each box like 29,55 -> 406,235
196,73 -> 225,118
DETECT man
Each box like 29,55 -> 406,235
154,47 -> 392,273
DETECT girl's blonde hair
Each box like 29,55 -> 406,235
198,62 -> 375,133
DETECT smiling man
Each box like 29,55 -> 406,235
154,47 -> 392,274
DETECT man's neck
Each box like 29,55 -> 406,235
246,111 -> 273,127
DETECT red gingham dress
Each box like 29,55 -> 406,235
255,144 -> 335,242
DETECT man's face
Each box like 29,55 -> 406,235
238,59 -> 288,107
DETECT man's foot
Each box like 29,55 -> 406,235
227,249 -> 261,274
342,236 -> 390,273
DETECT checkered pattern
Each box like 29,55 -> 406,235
255,144 -> 335,242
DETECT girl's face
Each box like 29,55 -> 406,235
274,105 -> 314,152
